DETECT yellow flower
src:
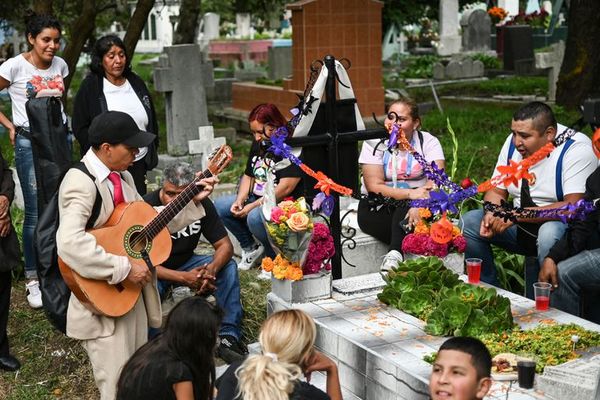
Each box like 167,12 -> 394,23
273,264 -> 287,280
286,212 -> 310,232
414,221 -> 429,234
452,225 -> 462,238
286,266 -> 303,281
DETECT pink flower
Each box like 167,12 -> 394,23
270,207 -> 284,223
452,235 -> 467,253
425,237 -> 448,257
303,223 -> 335,275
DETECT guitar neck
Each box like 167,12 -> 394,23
142,170 -> 213,239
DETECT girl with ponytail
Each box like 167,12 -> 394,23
216,309 -> 342,400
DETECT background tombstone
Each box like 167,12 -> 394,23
460,8 -> 491,52
235,13 -> 251,38
535,40 -> 565,101
154,44 -> 214,155
437,0 -> 461,56
503,25 -> 534,72
268,39 -> 292,80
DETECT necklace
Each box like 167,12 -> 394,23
28,51 -> 50,71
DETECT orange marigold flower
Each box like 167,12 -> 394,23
418,208 -> 432,219
286,267 -> 303,281
273,264 -> 287,280
452,225 -> 462,238
414,221 -> 429,234
261,257 -> 274,272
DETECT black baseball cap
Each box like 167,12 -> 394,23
88,111 -> 156,148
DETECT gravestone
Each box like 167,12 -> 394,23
460,8 -> 491,52
188,126 -> 226,169
235,13 -> 251,38
268,40 -> 292,80
201,12 -> 220,40
438,0 -> 461,56
154,44 -> 214,155
537,355 -> 600,400
503,25 -> 534,72
382,25 -> 404,61
433,58 -> 484,80
535,40 -> 565,102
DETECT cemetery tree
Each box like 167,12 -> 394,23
556,0 -> 600,109
173,0 -> 201,44
123,0 -> 156,59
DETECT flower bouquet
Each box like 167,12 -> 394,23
303,222 -> 335,275
401,209 -> 466,274
488,6 -> 508,25
261,198 -> 314,281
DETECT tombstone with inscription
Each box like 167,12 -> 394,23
153,44 -> 214,155
460,8 -> 491,52
438,0 -> 461,56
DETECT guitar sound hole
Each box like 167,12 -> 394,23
129,231 -> 148,254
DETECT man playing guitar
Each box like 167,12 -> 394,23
56,111 -> 217,400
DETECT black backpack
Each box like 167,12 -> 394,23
34,162 -> 102,333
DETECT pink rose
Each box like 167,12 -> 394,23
271,207 -> 284,223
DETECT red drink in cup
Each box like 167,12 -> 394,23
466,258 -> 482,284
533,282 -> 552,311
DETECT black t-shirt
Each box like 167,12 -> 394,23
144,190 -> 228,269
216,360 -> 330,400
244,140 -> 304,199
116,350 -> 194,400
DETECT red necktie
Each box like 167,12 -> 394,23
108,172 -> 125,206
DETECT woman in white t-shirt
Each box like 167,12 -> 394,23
0,12 -> 68,309
73,35 -> 160,195
357,98 -> 445,271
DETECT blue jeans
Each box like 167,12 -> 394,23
552,249 -> 600,316
15,134 -> 38,279
214,194 -> 276,258
463,209 -> 567,298
157,255 -> 243,339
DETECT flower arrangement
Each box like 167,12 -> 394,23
487,6 -> 508,25
506,10 -> 550,28
303,222 -> 335,275
261,197 -> 314,281
401,209 -> 466,258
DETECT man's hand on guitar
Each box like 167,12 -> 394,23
193,176 -> 219,204
126,262 -> 152,287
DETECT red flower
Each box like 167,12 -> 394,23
460,177 -> 474,189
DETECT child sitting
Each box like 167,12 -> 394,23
429,337 -> 492,400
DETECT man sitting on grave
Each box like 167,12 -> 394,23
144,162 -> 247,364
463,101 -> 596,298
539,163 -> 600,317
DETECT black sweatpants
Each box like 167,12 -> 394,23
0,270 -> 12,357
357,198 -> 410,252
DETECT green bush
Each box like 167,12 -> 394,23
469,53 -> 502,70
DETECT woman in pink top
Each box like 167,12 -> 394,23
357,98 -> 445,271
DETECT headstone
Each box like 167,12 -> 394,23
437,0 -> 461,56
472,59 -> 484,76
503,25 -> 534,71
154,44 -> 214,155
499,0 -> 520,16
382,25 -> 402,61
461,57 -> 474,77
460,8 -> 491,52
268,45 -> 292,80
535,40 -> 565,101
202,13 -> 220,40
433,62 -> 446,80
188,126 -> 226,169
537,355 -> 600,400
235,13 -> 251,38
445,60 -> 461,79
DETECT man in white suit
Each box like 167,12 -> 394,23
56,111 -> 217,400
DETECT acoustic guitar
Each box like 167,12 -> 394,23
58,145 -> 233,317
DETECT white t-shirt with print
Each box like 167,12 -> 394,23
492,124 -> 597,207
359,130 -> 445,193
0,53 -> 69,128
103,77 -> 149,161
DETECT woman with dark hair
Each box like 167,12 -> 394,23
0,11 -> 67,309
116,296 -> 222,400
214,103 -> 303,270
73,34 -> 159,194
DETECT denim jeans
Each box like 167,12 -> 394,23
15,134 -> 38,279
157,254 -> 243,339
550,249 -> 600,316
463,209 -> 567,298
214,194 -> 276,258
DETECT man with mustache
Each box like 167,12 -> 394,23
462,102 -> 596,298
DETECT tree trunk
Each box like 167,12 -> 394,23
123,0 -> 155,59
173,0 -> 201,44
556,0 -> 600,109
61,0 -> 97,98
33,0 -> 54,15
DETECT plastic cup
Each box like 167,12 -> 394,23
466,258 -> 482,284
517,360 -> 536,389
533,282 -> 552,311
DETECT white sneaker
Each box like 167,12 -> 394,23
238,243 -> 265,270
26,280 -> 43,309
380,250 -> 404,272
257,270 -> 272,281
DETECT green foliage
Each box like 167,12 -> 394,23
469,53 -> 502,70
255,77 -> 284,87
493,246 -> 525,294
479,324 -> 600,372
397,55 -> 441,79
378,257 -> 514,337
